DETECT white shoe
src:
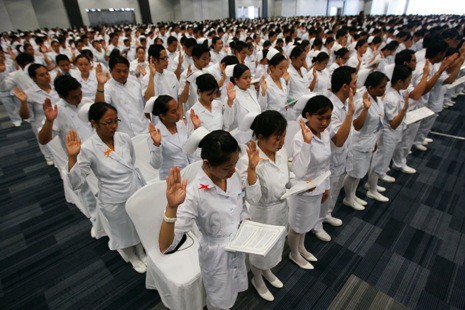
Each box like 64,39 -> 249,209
46,159 -> 54,166
408,151 -> 412,155
263,273 -> 283,288
323,216 -> 342,227
299,249 -> 318,262
380,174 -> 396,183
343,198 -> 365,211
12,121 -> 22,127
90,227 -> 96,238
364,183 -> 386,192
415,144 -> 427,151
401,165 -> 416,174
314,229 -> 331,242
130,258 -> 147,274
445,102 -> 454,107
289,253 -> 314,270
367,191 -> 389,202
355,196 -> 367,206
251,278 -> 274,302
424,138 -> 433,143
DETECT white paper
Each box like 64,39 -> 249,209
405,107 -> 435,125
224,221 -> 286,256
280,170 -> 331,200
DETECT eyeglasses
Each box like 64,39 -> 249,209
159,57 -> 169,61
98,119 -> 121,126
207,90 -> 221,97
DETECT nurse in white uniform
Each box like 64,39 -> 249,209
223,64 -> 264,144
288,95 -> 332,270
70,55 -> 98,100
237,111 -> 289,301
367,65 -> 411,202
16,64 -> 60,165
308,52 -> 330,95
260,49 -> 290,115
186,73 -> 234,133
147,95 -> 193,180
343,72 -> 388,211
67,102 -> 147,274
159,130 -> 250,310
288,45 -> 310,100
328,48 -> 350,76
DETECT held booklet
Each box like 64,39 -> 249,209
224,221 -> 286,256
405,107 -> 435,125
280,171 -> 331,200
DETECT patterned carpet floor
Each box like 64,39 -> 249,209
1,94 -> 465,310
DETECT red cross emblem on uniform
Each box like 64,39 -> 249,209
199,184 -> 211,190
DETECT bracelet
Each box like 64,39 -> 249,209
96,89 -> 104,93
163,210 -> 177,223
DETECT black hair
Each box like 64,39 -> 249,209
148,44 -> 165,60
364,71 -> 389,88
425,39 -> 448,59
251,110 -> 287,139
231,64 -> 249,85
395,49 -> 415,66
212,36 -> 222,46
290,45 -> 305,59
268,53 -> 286,67
75,54 -> 91,64
336,29 -> 348,39
55,54 -> 70,64
109,54 -> 129,70
54,75 -> 82,98
28,64 -> 47,79
381,41 -> 397,52
391,65 -> 412,85
184,38 -> 197,49
312,38 -> 323,48
220,55 -> 239,66
335,47 -> 349,59
167,36 -> 178,45
301,95 -> 333,117
263,40 -> 272,48
196,73 -> 219,93
235,40 -> 247,52
199,130 -> 240,167
371,36 -> 382,45
16,53 -> 34,68
89,102 -> 117,122
136,46 -> 145,53
355,39 -> 367,50
152,95 -> 174,116
313,51 -> 329,63
324,37 -> 335,45
108,48 -> 121,59
331,66 -> 356,93
192,44 -> 210,60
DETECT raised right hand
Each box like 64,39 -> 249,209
348,87 -> 355,115
226,82 -> 236,103
166,166 -> 187,209
149,122 -> 161,146
43,98 -> 58,122
96,63 -> 110,84
362,91 -> 371,109
66,130 -> 81,157
299,118 -> 313,144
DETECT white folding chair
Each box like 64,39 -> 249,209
47,136 -> 90,217
180,160 -> 203,183
132,133 -> 159,184
284,120 -> 300,161
126,181 -> 205,310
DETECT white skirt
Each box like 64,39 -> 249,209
99,201 -> 140,250
249,201 -> 288,270
288,194 -> 323,234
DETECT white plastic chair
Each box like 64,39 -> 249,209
126,181 -> 205,310
132,133 -> 159,184
47,136 -> 90,217
284,120 -> 300,161
180,160 -> 203,183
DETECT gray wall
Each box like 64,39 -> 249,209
31,0 -> 70,28
149,0 -> 175,22
2,0 -> 40,31
77,0 -> 143,25
0,0 -> 14,32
